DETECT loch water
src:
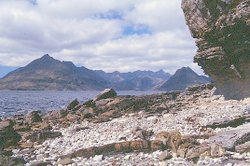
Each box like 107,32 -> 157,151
0,90 -> 162,117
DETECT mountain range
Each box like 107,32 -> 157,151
95,70 -> 171,90
0,54 -> 210,91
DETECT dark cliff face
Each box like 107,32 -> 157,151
0,54 -> 108,90
182,0 -> 250,99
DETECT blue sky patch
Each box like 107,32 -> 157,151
0,65 -> 18,78
95,10 -> 123,20
28,0 -> 37,5
122,24 -> 152,36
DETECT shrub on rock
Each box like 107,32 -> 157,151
93,88 -> 117,101
0,120 -> 21,149
25,111 -> 42,124
67,99 -> 79,110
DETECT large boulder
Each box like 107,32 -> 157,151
182,0 -> 250,100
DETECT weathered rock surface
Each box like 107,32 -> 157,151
206,115 -> 250,129
59,140 -> 165,160
8,86 -> 250,165
57,157 -> 74,165
25,130 -> 62,142
208,123 -> 250,150
182,0 -> 250,100
235,141 -> 250,153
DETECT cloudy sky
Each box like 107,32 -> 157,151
0,0 -> 202,75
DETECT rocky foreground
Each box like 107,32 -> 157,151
1,85 -> 250,165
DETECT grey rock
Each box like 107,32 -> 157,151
0,120 -> 12,131
30,161 -> 51,166
57,157 -> 74,165
93,155 -> 104,162
81,108 -> 95,119
27,131 -> 62,142
206,116 -> 250,129
132,127 -> 153,140
158,151 -> 172,161
235,141 -> 250,153
208,123 -> 250,150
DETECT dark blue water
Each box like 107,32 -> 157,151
0,90 -> 162,117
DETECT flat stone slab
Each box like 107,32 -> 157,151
208,123 -> 250,150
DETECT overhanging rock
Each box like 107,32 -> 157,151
182,0 -> 250,100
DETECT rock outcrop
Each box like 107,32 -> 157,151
182,0 -> 250,99
9,85 -> 250,165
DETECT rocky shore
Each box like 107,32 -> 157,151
1,85 -> 250,166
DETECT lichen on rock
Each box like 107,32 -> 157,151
182,0 -> 250,99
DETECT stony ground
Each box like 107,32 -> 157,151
2,85 -> 250,166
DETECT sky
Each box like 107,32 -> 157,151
0,0 -> 203,75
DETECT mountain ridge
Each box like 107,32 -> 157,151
0,55 -> 209,91
95,69 -> 171,91
0,54 -> 109,90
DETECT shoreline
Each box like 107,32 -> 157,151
1,85 -> 250,165
0,90 -> 164,118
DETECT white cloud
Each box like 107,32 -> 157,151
0,0 -> 202,74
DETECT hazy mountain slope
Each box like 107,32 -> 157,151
0,54 -> 108,90
159,67 -> 210,91
0,65 -> 18,78
96,70 -> 171,90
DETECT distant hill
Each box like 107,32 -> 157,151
159,67 -> 210,91
0,65 -> 18,78
0,55 -> 208,91
0,54 -> 109,90
96,70 -> 171,91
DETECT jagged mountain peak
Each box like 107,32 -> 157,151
41,54 -> 52,59
174,67 -> 198,76
159,67 -> 209,91
0,55 -> 108,90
